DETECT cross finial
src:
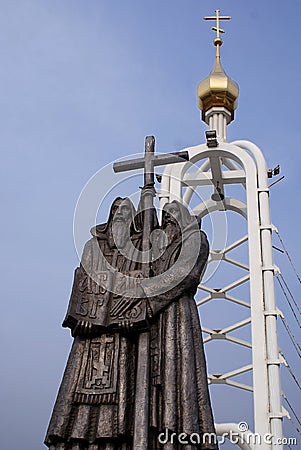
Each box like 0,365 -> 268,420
204,9 -> 231,46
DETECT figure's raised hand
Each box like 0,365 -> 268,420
111,295 -> 137,318
111,285 -> 145,318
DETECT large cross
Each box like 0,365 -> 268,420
113,136 -> 189,273
113,136 -> 188,184
204,9 -> 231,40
113,136 -> 189,450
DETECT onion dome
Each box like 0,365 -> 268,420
197,36 -> 239,123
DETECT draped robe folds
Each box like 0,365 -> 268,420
45,227 -> 143,450
146,225 -> 218,450
45,218 -> 218,449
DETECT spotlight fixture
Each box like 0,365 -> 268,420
211,181 -> 224,202
267,168 -> 273,178
205,130 -> 218,148
267,164 -> 280,178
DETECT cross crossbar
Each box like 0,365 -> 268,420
113,151 -> 189,173
204,9 -> 231,40
112,136 -> 190,450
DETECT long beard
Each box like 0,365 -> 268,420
163,222 -> 180,246
110,220 -> 130,249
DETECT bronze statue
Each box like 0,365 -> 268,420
45,137 -> 218,449
45,198 -> 138,445
145,200 -> 217,449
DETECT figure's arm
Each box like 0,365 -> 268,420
145,231 -> 209,317
108,230 -> 209,323
135,184 -> 159,232
108,232 -> 209,320
62,239 -> 94,334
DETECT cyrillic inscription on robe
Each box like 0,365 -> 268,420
76,271 -> 109,319
65,268 -> 113,329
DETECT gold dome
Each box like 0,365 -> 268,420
197,41 -> 239,122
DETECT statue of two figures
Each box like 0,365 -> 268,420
45,196 -> 218,450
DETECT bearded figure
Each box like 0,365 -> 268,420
112,201 -> 217,449
145,201 -> 217,450
45,197 -> 144,450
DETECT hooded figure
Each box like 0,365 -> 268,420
45,197 -> 144,450
143,201 -> 217,450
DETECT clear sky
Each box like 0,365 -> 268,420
1,1 -> 300,449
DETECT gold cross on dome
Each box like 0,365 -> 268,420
204,9 -> 231,40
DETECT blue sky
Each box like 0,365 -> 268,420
1,1 -> 300,449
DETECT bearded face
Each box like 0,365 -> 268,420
110,200 -> 133,249
162,203 -> 181,244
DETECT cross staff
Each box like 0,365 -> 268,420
113,136 -> 189,276
204,9 -> 231,41
113,136 -> 189,450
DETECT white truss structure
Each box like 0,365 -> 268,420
159,122 -> 284,449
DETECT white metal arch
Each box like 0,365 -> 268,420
159,139 -> 283,449
194,197 -> 247,219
